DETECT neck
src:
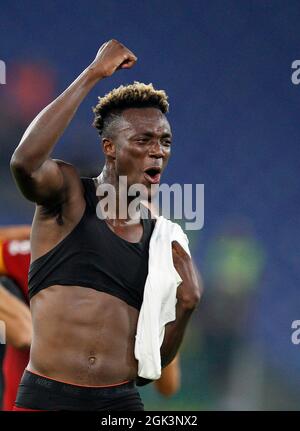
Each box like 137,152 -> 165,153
96,162 -> 141,224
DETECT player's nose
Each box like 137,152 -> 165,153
148,140 -> 165,158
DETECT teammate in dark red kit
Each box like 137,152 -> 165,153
0,227 -> 31,410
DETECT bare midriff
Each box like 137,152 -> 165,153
27,285 -> 139,386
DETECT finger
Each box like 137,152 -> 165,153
172,241 -> 189,258
171,241 -> 180,258
120,48 -> 137,61
118,58 -> 137,69
126,49 -> 137,60
172,240 -> 181,249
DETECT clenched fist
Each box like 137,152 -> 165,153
172,241 -> 203,310
89,39 -> 137,79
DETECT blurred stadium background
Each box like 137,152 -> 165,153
0,0 -> 299,410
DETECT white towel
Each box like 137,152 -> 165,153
134,215 -> 191,380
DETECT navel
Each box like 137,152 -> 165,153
88,356 -> 96,365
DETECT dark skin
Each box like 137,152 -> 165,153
10,39 -> 202,386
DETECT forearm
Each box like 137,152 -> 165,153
0,287 -> 32,349
11,65 -> 100,173
160,300 -> 195,368
154,354 -> 181,396
136,303 -> 193,386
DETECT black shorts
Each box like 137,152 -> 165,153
15,370 -> 144,411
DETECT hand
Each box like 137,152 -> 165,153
89,39 -> 137,79
172,241 -> 203,310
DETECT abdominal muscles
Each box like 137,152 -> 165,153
28,285 -> 140,386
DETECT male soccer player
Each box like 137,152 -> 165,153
10,39 -> 201,411
0,226 -> 180,409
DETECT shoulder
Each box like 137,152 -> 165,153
44,161 -> 84,207
53,159 -> 82,188
154,217 -> 190,252
156,216 -> 187,234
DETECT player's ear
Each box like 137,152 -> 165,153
102,138 -> 116,160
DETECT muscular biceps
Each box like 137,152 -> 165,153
11,159 -> 80,211
10,157 -> 76,207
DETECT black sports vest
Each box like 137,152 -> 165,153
28,178 -> 156,311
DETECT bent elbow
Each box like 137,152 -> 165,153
10,152 -> 27,177
156,381 -> 180,397
10,151 -> 36,185
7,326 -> 32,350
180,292 -> 202,311
14,336 -> 31,350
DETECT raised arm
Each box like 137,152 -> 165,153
10,40 -> 137,206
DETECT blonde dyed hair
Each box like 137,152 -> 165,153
92,81 -> 169,136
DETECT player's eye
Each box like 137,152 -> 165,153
136,138 -> 149,144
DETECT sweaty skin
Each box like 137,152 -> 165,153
11,40 -> 202,386
29,286 -> 140,384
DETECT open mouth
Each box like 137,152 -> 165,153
143,167 -> 162,184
